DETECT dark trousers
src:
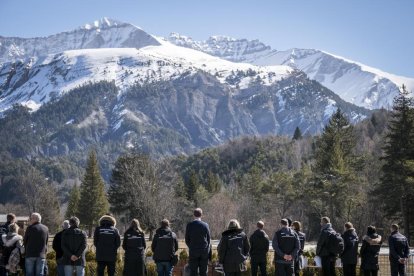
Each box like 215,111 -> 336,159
251,260 -> 267,276
97,261 -> 116,276
124,258 -> 145,276
189,252 -> 208,276
275,262 -> 294,276
363,270 -> 378,276
293,258 -> 301,276
226,273 -> 242,276
391,261 -> 406,276
342,263 -> 356,276
321,256 -> 336,276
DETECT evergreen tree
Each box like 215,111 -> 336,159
292,126 -> 303,140
206,170 -> 221,194
377,85 -> 414,241
65,183 -> 80,218
77,150 -> 109,235
186,170 -> 200,203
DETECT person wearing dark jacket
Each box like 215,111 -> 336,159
0,213 -> 16,276
24,212 -> 49,276
123,219 -> 146,276
52,220 -> 70,276
185,208 -> 211,276
272,219 -> 300,276
249,221 -> 269,276
341,222 -> 359,276
218,219 -> 250,276
316,217 -> 336,276
360,226 -> 382,276
388,224 -> 410,276
93,214 -> 121,276
61,217 -> 87,276
152,219 -> 178,276
292,221 -> 305,276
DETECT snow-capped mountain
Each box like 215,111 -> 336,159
167,33 -> 414,110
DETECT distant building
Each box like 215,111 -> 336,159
0,214 -> 29,235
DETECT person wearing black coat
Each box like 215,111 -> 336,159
61,217 -> 87,276
123,219 -> 146,276
52,220 -> 70,276
340,222 -> 359,276
360,226 -> 382,276
218,219 -> 250,276
249,221 -> 269,276
0,213 -> 16,276
292,221 -> 306,276
185,208 -> 211,276
316,217 -> 336,276
388,224 -> 410,276
93,215 -> 121,276
152,219 -> 178,276
24,213 -> 49,276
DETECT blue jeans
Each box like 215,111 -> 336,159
25,257 -> 46,276
64,265 -> 85,276
156,261 -> 173,276
57,264 -> 65,276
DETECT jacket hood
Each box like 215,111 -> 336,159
155,227 -> 172,236
364,234 -> 382,245
1,233 -> 22,247
99,215 -> 116,227
322,223 -> 332,230
222,228 -> 243,236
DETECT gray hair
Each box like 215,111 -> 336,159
62,220 -> 70,230
31,213 -> 42,223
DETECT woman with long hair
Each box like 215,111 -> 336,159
122,219 -> 146,276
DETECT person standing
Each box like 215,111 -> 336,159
52,220 -> 70,276
388,224 -> 410,276
61,217 -> 87,276
0,213 -> 16,276
249,221 -> 269,276
272,219 -> 300,276
291,221 -> 305,276
93,214 -> 121,276
24,213 -> 49,276
316,217 -> 337,276
185,208 -> 211,276
360,226 -> 382,276
1,223 -> 24,276
123,219 -> 146,276
152,219 -> 178,276
341,222 -> 358,276
218,219 -> 250,276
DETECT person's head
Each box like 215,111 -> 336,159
130,219 -> 143,232
391,224 -> 399,232
62,220 -> 70,230
321,217 -> 330,226
161,219 -> 170,228
227,219 -> 241,230
30,213 -> 42,225
292,221 -> 302,231
287,218 -> 292,227
8,223 -> 19,234
69,217 -> 80,228
367,225 -> 376,235
193,208 -> 203,218
6,213 -> 16,223
257,221 -> 264,230
280,219 -> 289,228
344,222 -> 353,230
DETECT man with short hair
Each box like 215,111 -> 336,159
185,208 -> 211,276
250,221 -> 269,276
0,213 -> 16,276
272,219 -> 300,276
61,217 -> 87,276
152,219 -> 179,276
389,224 -> 410,276
24,213 -> 49,276
341,222 -> 358,276
52,220 -> 70,276
316,217 -> 336,276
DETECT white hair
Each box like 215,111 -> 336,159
31,212 -> 42,223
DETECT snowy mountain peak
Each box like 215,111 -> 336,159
82,17 -> 125,30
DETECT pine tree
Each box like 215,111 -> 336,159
377,85 -> 414,241
292,126 -> 302,140
206,170 -> 221,194
65,183 -> 80,218
186,170 -> 200,203
77,150 -> 109,235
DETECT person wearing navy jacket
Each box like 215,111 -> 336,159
388,224 -> 410,276
122,219 -> 146,276
185,208 -> 211,276
340,222 -> 359,276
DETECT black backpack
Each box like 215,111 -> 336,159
327,230 -> 344,255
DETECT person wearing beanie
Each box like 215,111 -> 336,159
61,217 -> 87,276
218,219 -> 250,276
360,226 -> 382,276
272,219 -> 300,276
249,221 -> 269,276
52,220 -> 70,276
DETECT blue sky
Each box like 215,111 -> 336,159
0,0 -> 413,77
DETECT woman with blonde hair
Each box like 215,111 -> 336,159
218,219 -> 250,276
2,223 -> 24,275
122,219 -> 146,276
